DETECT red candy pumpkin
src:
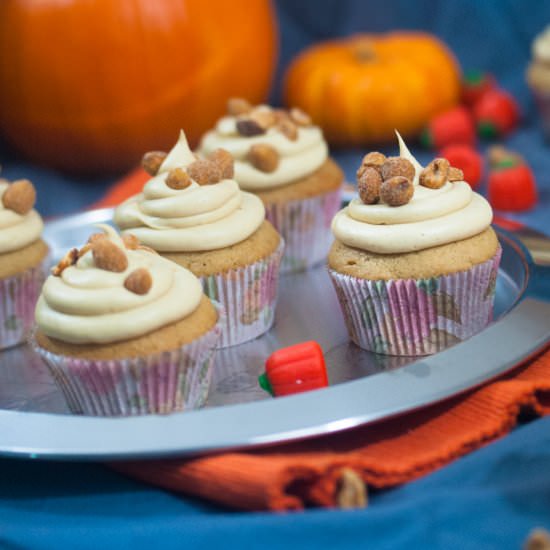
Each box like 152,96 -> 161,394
259,341 -> 328,397
474,89 -> 520,138
420,106 -> 476,149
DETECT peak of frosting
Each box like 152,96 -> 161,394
35,225 -> 204,344
159,130 -> 197,173
396,130 -> 423,186
114,132 -> 265,252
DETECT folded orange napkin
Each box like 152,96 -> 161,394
113,347 -> 550,511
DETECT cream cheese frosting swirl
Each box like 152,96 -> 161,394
0,182 -> 43,253
35,225 -> 204,344
332,133 -> 493,254
114,131 -> 265,252
199,106 -> 328,190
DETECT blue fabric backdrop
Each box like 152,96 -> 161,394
1,1 -> 550,548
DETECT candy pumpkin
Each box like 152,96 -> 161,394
283,33 -> 461,146
0,0 -> 277,176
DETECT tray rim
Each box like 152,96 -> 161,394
0,214 -> 548,461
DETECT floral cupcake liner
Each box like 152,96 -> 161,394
32,303 -> 224,416
201,241 -> 284,348
329,248 -> 502,356
0,257 -> 49,350
265,186 -> 342,273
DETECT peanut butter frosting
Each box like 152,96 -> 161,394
35,225 -> 204,344
0,181 -> 43,254
533,26 -> 550,63
199,106 -> 328,190
332,133 -> 493,254
114,131 -> 265,252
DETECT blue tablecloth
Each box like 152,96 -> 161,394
1,1 -> 550,548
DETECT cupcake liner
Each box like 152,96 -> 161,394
265,186 -> 342,273
201,241 -> 284,348
32,304 -> 224,416
0,257 -> 49,350
329,248 -> 502,356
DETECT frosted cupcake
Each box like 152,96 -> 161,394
0,176 -> 49,349
33,225 -> 222,416
527,25 -> 550,139
199,99 -> 344,272
329,133 -> 501,356
114,131 -> 283,348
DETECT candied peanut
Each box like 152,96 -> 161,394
289,107 -> 312,126
381,157 -> 415,182
124,268 -> 152,295
141,151 -> 167,176
2,179 -> 36,215
165,167 -> 192,190
92,239 -> 128,272
356,151 -> 386,179
448,166 -> 464,182
227,97 -> 252,116
247,144 -> 279,173
420,158 -> 450,189
187,159 -> 222,185
122,234 -> 140,250
209,148 -> 234,179
357,167 -> 382,204
276,118 -> 298,141
380,176 -> 414,206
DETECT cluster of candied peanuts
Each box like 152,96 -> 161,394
228,98 -> 312,174
0,178 -> 37,215
52,233 -> 155,296
356,152 -> 464,207
142,148 -> 234,188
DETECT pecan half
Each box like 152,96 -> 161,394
247,144 -> 279,173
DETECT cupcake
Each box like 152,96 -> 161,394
0,176 -> 49,349
328,133 -> 501,356
33,225 -> 222,416
198,99 -> 344,273
527,25 -> 550,139
114,131 -> 283,348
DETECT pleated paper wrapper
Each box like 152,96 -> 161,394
201,240 -> 284,348
265,187 -> 342,273
0,257 -> 49,350
329,249 -> 502,356
32,304 -> 224,417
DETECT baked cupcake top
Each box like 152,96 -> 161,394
198,99 -> 328,191
331,133 -> 493,254
35,225 -> 204,344
0,177 -> 43,253
114,131 -> 265,252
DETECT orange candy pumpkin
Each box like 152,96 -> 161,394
283,33 -> 461,146
0,0 -> 277,176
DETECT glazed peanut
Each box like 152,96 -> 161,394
420,158 -> 450,189
380,176 -> 414,206
357,167 -> 381,204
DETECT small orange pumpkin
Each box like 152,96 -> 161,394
283,32 -> 461,146
0,0 -> 277,176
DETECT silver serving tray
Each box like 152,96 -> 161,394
0,208 -> 549,460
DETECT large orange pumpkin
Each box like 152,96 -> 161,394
284,33 -> 461,146
0,0 -> 277,176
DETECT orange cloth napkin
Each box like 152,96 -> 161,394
113,347 -> 550,511
100,169 -> 550,511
